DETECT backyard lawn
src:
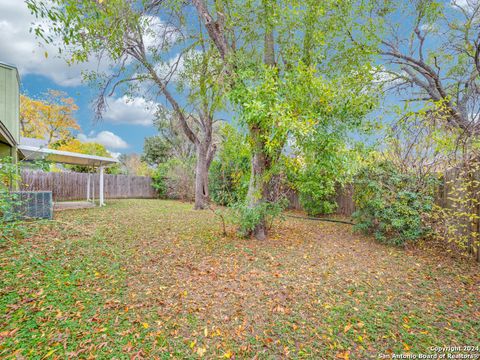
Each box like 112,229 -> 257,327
1,199 -> 479,359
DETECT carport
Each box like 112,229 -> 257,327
18,144 -> 119,207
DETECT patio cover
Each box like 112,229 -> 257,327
18,143 -> 119,206
18,145 -> 118,167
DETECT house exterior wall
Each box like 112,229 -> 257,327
0,62 -> 20,164
0,142 -> 11,157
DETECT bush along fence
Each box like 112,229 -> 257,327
288,162 -> 480,262
329,166 -> 480,262
20,170 -> 157,201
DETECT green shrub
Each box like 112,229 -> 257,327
209,160 -> 250,206
230,198 -> 288,238
152,158 -> 195,200
296,167 -> 338,216
0,157 -> 25,241
151,164 -> 168,198
287,136 -> 364,217
353,161 -> 437,246
209,124 -> 251,206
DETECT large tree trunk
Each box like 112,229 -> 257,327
141,61 -> 216,210
191,0 -> 278,234
246,128 -> 270,240
243,0 -> 276,240
194,147 -> 210,210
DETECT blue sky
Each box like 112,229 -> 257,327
21,73 -> 158,156
0,0 -> 158,156
0,0 -> 468,158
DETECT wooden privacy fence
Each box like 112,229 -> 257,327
335,184 -> 355,217
322,171 -> 480,261
286,185 -> 356,217
20,170 -> 157,201
435,166 -> 480,261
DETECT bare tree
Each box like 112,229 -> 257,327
373,0 -> 480,139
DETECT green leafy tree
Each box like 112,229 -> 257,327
142,137 -> 171,167
28,0 -> 380,238
27,0 -> 223,209
194,0 -> 379,238
142,107 -> 196,166
209,124 -> 251,206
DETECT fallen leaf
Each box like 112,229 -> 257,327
336,351 -> 350,360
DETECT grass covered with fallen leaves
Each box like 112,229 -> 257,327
1,199 -> 479,359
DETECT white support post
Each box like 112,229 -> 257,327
99,165 -> 105,207
87,174 -> 91,202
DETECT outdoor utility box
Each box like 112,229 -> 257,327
10,191 -> 53,220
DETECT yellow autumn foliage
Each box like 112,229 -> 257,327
20,90 -> 80,144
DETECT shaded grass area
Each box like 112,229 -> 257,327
1,199 -> 479,359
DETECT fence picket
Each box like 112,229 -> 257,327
20,170 -> 157,201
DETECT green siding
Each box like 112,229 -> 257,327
0,142 -> 11,157
0,63 -> 20,146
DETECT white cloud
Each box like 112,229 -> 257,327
371,66 -> 405,86
0,0 -> 109,86
0,3 -> 178,87
141,15 -> 180,52
108,151 -> 121,160
0,1 -> 188,91
451,0 -> 480,12
103,96 -> 157,126
154,49 -> 204,84
78,131 -> 129,150
420,23 -> 437,32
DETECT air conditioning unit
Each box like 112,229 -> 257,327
10,191 -> 53,220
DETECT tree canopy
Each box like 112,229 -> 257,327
20,90 -> 80,145
25,0 -> 480,241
